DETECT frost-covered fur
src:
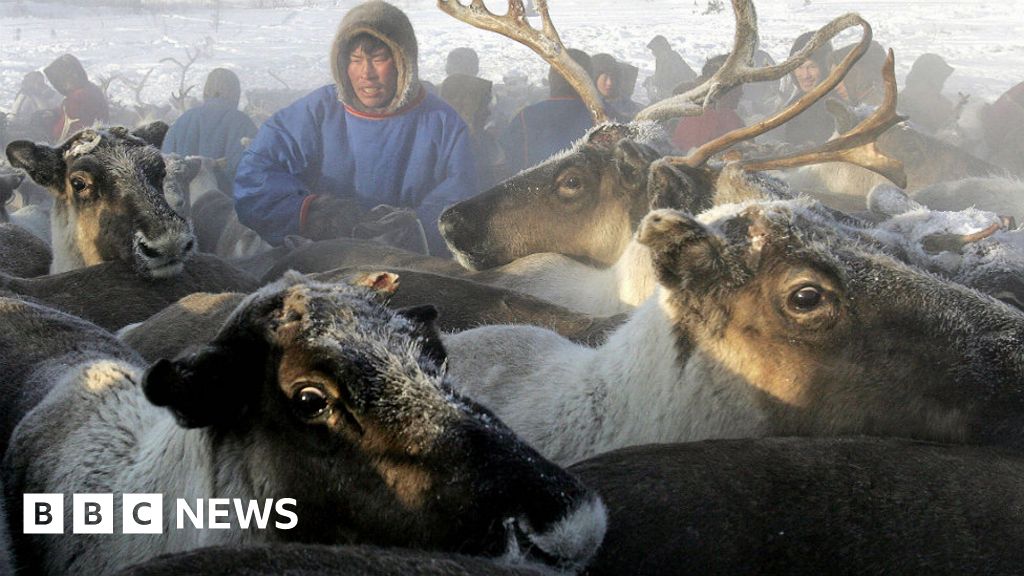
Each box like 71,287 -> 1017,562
2,277 -> 604,575
866,183 -> 1024,309
446,199 -> 1024,465
911,176 -> 1024,222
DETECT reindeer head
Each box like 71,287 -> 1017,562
439,123 -> 713,270
639,200 -> 1024,448
6,122 -> 196,277
142,275 -> 606,570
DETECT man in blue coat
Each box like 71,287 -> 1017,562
234,0 -> 478,256
163,68 -> 257,193
502,49 -> 596,174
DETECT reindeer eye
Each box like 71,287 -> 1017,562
292,385 -> 329,419
788,285 -> 823,311
557,174 -> 584,199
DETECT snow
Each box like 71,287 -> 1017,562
1,0 -> 1022,115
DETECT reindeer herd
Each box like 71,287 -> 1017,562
2,0 -> 1024,574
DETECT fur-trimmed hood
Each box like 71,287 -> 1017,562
330,1 -> 421,116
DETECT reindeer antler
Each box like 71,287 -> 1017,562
734,49 -> 907,188
663,13 -> 875,171
437,0 -> 608,123
162,47 -> 203,113
635,1 -> 866,123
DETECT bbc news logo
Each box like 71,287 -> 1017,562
24,494 -> 298,534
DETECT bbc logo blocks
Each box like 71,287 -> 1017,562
24,494 -> 163,534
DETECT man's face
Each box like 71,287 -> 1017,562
348,44 -> 398,111
793,60 -> 821,94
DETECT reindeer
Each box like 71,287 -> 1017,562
115,543 -> 547,576
0,170 -> 51,277
0,253 -> 259,332
570,438 -> 1024,575
863,183 -> 1024,310
5,123 -> 196,278
118,267 -> 625,363
1,276 -> 606,575
443,199 -> 1024,465
785,100 -> 1013,212
432,0 -> 905,315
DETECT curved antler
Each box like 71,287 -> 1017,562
636,0 -> 866,124
664,12 -> 872,170
736,49 -> 907,188
437,0 -> 609,123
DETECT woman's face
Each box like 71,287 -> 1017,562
596,73 -> 616,98
793,60 -> 821,94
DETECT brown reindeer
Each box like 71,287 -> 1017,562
437,0 -> 904,273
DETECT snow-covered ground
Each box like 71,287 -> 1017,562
1,0 -> 1022,114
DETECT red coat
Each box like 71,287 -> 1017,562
671,108 -> 744,152
52,83 -> 109,142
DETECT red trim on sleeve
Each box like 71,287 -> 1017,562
299,194 -> 319,235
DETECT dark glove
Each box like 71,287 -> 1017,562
352,204 -> 429,255
301,195 -> 364,241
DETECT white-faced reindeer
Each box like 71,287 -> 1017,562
435,0 -> 905,315
444,199 -> 1024,465
5,123 -> 196,277
1,276 -> 605,575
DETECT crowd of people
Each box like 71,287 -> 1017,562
3,0 -> 1023,257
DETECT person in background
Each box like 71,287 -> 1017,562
43,54 -> 109,142
9,71 -> 61,142
644,35 -> 697,103
899,53 -> 957,135
234,0 -> 478,256
981,80 -> 1024,175
162,68 -> 258,193
671,54 -> 744,153
591,53 -> 634,122
441,72 -> 506,189
778,31 -> 835,146
501,48 -> 596,174
832,40 -> 887,109
445,47 -> 479,78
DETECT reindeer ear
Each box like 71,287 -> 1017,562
5,141 -> 65,191
647,158 -> 711,214
142,344 -> 256,429
638,209 -> 722,288
132,121 -> 170,148
613,140 -> 659,193
397,305 -> 447,369
347,271 -> 400,297
586,123 -> 637,148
